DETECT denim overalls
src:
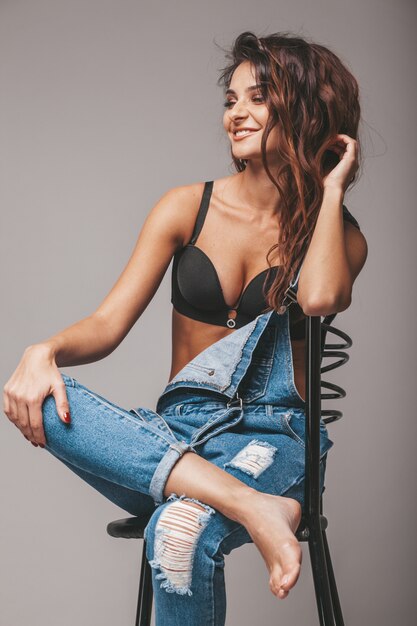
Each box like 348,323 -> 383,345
41,271 -> 334,626
146,305 -> 333,625
153,304 -> 333,506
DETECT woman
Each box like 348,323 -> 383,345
3,31 -> 367,625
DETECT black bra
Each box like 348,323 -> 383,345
171,180 -> 361,337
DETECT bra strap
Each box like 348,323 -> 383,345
190,180 -> 214,245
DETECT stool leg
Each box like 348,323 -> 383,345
308,523 -> 336,625
322,530 -> 345,626
135,540 -> 153,626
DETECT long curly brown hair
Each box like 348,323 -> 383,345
217,30 -> 362,313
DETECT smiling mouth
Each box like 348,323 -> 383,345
232,129 -> 259,139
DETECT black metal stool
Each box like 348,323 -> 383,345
107,307 -> 351,626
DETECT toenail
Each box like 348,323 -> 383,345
282,575 -> 289,585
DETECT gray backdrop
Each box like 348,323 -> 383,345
1,1 -> 415,624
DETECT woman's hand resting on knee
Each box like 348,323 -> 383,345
2,344 -> 71,448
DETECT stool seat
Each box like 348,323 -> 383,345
107,515 -> 152,539
106,513 -> 328,542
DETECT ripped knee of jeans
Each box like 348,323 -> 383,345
223,439 -> 277,479
146,494 -> 215,596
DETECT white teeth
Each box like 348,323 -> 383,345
235,129 -> 255,136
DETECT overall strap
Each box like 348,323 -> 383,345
281,256 -> 305,311
190,180 -> 214,245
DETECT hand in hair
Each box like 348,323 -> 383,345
322,133 -> 359,192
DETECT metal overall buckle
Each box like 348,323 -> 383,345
227,391 -> 243,409
278,285 -> 298,314
284,286 -> 298,304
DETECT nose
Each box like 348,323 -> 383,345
228,99 -> 249,121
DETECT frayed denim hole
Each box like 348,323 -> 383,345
223,439 -> 278,479
147,495 -> 215,596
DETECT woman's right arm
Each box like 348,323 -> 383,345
3,183 -> 201,446
30,184 -> 196,367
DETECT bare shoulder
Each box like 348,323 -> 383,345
149,181 -> 206,251
150,174 -> 238,250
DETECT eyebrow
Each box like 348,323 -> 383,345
225,84 -> 263,96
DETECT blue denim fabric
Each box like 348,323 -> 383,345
41,292 -> 334,625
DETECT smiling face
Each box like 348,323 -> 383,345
222,60 -> 279,163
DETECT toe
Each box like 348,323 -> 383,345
280,562 -> 301,590
270,577 -> 290,599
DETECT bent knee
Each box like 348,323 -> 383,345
144,494 -> 216,596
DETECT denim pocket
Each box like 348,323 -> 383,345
283,409 -> 334,451
282,409 -> 306,447
175,400 -> 227,418
189,405 -> 244,447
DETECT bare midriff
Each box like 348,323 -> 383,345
169,308 -> 306,403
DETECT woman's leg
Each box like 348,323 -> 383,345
42,374 -> 196,510
143,495 -> 250,626
42,374 -> 301,601
162,450 -> 303,599
158,402 -> 332,603
143,450 -> 322,625
55,457 -> 156,517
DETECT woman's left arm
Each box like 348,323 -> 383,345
296,134 -> 368,316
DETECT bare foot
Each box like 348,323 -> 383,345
237,491 -> 303,599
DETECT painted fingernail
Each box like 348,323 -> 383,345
63,412 -> 71,423
31,442 -> 38,447
39,444 -> 45,448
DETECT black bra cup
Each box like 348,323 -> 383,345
176,246 -> 226,312
176,244 -> 279,316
